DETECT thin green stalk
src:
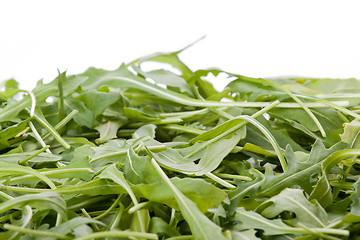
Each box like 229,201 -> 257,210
205,172 -> 236,189
296,94 -> 360,120
214,173 -> 252,181
281,87 -> 326,137
94,195 -> 122,220
169,208 -> 176,227
166,236 -> 196,240
0,184 -> 45,193
81,208 -> 100,231
162,124 -> 206,135
57,70 -> 66,122
18,145 -> 50,165
127,117 -> 183,128
235,115 -> 287,171
25,90 -> 51,153
0,168 -> 92,186
109,203 -> 124,230
3,224 -> 72,240
42,109 -> 78,140
32,113 -> 70,149
0,167 -> 56,190
0,189 -> 14,200
99,75 -> 346,108
129,201 -> 150,214
90,145 -> 167,163
210,107 -> 234,119
29,121 -> 51,153
75,230 -> 158,240
186,101 -> 280,158
296,223 -> 344,240
159,108 -> 210,118
234,76 -> 326,137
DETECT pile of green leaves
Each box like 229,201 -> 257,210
1,46 -> 360,240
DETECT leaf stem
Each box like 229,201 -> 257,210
235,115 -> 287,171
29,121 -> 51,153
3,224 -> 72,240
102,76 -> 345,108
57,70 -> 66,122
75,230 -> 158,240
214,173 -> 252,181
18,145 -> 50,165
186,101 -> 280,158
128,201 -> 150,214
205,172 -> 236,189
32,113 -> 71,149
94,195 -> 122,220
162,124 -> 205,135
42,109 -> 79,140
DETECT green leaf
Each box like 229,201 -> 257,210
351,179 -> 360,216
95,120 -> 125,143
49,217 -> 105,235
257,188 -> 328,228
234,207 -> 301,235
0,79 -> 58,122
0,192 -> 67,221
231,229 -> 261,240
234,207 -> 348,237
141,69 -> 194,96
150,159 -> 227,240
0,118 -> 32,147
257,140 -> 347,197
151,129 -> 243,175
124,147 -> 162,185
76,90 -> 119,117
340,119 -> 360,148
0,162 -> 56,189
135,177 -> 226,213
0,151 -> 61,164
57,178 -> 126,195
123,107 -> 157,121
149,217 -> 180,237
97,164 -> 137,203
130,49 -> 194,79
64,97 -> 97,128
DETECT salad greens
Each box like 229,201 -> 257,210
1,44 -> 360,240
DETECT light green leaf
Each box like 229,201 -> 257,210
0,151 -> 62,164
231,229 -> 261,240
0,118 -> 32,148
57,178 -> 126,195
351,179 -> 360,216
151,159 -> 227,240
124,147 -> 162,185
0,192 -> 67,221
340,119 -> 360,148
143,69 -> 194,96
49,217 -> 105,235
135,177 -> 226,213
257,140 -> 347,197
257,188 -> 328,228
234,207 -> 348,237
64,97 -> 97,128
97,164 -> 137,203
95,120 -> 125,143
77,90 -> 119,117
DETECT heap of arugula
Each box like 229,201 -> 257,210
1,48 -> 360,240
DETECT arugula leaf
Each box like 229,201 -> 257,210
151,159 -> 227,240
257,188 -> 328,228
1,44 -> 360,239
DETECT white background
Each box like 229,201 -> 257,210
1,0 -> 360,91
